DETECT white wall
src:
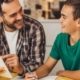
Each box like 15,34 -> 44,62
19,0 -> 24,9
39,20 -> 64,75
40,20 -> 61,45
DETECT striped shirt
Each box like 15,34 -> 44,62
0,15 -> 46,74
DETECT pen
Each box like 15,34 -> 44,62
26,66 -> 31,73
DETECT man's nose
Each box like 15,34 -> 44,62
16,13 -> 23,20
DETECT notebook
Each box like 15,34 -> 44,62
40,76 -> 58,80
0,57 -> 12,79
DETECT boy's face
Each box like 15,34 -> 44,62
1,0 -> 24,31
60,5 -> 78,35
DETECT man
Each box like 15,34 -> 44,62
25,0 -> 80,80
0,0 -> 45,76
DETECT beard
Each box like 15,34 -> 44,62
3,17 -> 24,31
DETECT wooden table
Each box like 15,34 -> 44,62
40,76 -> 73,80
0,75 -> 73,80
0,73 -> 20,80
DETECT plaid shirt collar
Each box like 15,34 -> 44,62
0,22 -> 28,55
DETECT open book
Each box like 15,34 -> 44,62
0,57 -> 12,79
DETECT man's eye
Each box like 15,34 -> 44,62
10,13 -> 16,17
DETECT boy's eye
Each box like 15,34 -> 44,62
63,16 -> 66,19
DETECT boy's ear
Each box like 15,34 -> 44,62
76,18 -> 80,28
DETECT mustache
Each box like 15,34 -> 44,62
14,19 -> 23,24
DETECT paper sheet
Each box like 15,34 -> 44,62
0,57 -> 12,78
40,76 -> 58,80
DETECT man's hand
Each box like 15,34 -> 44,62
2,54 -> 23,74
0,67 -> 5,73
25,72 -> 38,80
2,54 -> 19,68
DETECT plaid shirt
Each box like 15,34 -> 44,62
0,15 -> 46,73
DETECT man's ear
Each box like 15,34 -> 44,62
0,16 -> 3,23
76,18 -> 80,28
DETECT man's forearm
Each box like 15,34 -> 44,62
57,70 -> 80,80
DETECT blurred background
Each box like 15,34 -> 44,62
19,0 -> 66,20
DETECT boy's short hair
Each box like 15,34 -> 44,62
64,0 -> 80,20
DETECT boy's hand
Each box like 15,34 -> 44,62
25,72 -> 38,80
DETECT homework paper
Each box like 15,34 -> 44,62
40,76 -> 58,80
0,57 -> 12,78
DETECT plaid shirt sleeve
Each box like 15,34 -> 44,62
28,22 -> 46,71
21,17 -> 46,74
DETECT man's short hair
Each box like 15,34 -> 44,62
0,0 -> 13,16
64,0 -> 80,20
